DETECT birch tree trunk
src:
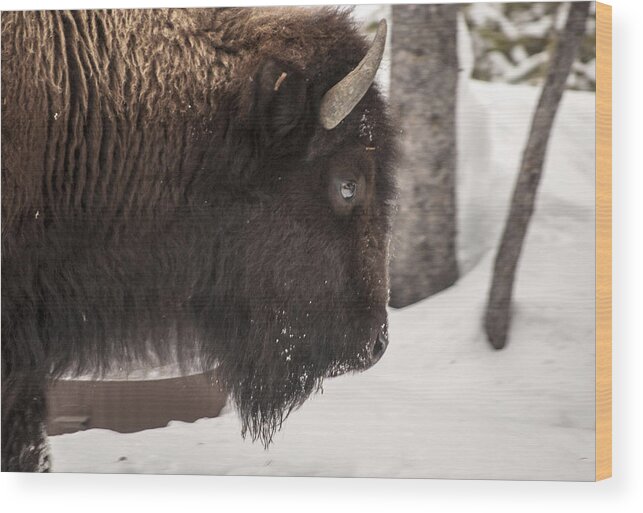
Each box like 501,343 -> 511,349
485,2 -> 591,349
389,4 -> 459,308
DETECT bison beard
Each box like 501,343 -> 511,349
219,306 -> 367,446
214,271 -> 385,445
1,7 -> 396,470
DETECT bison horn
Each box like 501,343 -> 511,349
319,19 -> 387,130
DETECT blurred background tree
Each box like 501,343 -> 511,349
388,4 -> 460,308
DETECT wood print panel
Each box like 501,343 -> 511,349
0,3 -> 609,479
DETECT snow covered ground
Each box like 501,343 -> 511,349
50,78 -> 596,480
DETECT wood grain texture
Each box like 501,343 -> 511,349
595,1 -> 612,482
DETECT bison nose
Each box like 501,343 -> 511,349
368,328 -> 389,365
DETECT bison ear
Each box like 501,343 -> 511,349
252,59 -> 311,147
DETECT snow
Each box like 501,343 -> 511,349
49,79 -> 596,480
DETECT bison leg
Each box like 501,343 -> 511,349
1,372 -> 51,472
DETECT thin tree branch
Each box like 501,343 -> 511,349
485,2 -> 590,349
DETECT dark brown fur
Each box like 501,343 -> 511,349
1,8 -> 396,471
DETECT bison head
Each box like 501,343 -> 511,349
202,20 -> 396,444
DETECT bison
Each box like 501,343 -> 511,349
1,8 -> 396,472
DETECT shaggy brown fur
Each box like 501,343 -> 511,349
1,8 -> 396,472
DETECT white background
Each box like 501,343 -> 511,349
1,0 -> 641,510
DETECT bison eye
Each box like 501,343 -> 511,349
339,180 -> 357,200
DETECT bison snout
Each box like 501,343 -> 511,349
366,327 -> 389,367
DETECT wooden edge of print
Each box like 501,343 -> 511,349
595,1 -> 612,482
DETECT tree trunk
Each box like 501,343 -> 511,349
389,4 -> 460,308
485,2 -> 591,349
